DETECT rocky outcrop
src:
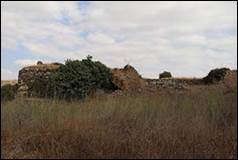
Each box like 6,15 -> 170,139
17,62 -> 62,96
111,65 -> 146,92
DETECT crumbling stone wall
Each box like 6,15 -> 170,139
144,68 -> 234,90
145,78 -> 203,90
111,64 -> 146,92
16,60 -> 235,97
17,62 -> 61,96
111,65 -> 204,91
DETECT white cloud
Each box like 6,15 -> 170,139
86,32 -> 115,45
14,59 -> 37,67
1,1 -> 237,78
14,59 -> 58,68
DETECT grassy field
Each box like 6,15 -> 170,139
1,80 -> 17,87
1,86 -> 237,159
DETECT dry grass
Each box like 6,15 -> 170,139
1,86 -> 237,159
1,80 -> 17,87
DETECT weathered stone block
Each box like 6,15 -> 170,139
17,62 -> 61,97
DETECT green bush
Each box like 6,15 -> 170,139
159,71 -> 172,79
1,84 -> 18,101
28,75 -> 56,98
30,55 -> 116,100
203,68 -> 230,84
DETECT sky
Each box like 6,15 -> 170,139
1,1 -> 237,80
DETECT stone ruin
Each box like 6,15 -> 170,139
17,61 -> 62,96
17,63 -> 148,97
15,60 -> 236,97
145,78 -> 202,90
110,65 -> 204,91
111,64 -> 146,92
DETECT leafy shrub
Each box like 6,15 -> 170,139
159,71 -> 172,79
203,68 -> 230,84
1,84 -> 18,101
37,61 -> 43,65
30,55 -> 116,100
28,75 -> 56,98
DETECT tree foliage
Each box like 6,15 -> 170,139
28,75 -> 56,98
159,71 -> 172,79
30,56 -> 116,100
203,68 -> 230,84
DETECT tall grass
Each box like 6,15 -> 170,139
1,87 -> 237,159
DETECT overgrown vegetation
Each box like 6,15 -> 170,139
1,86 -> 237,159
28,74 -> 56,98
203,67 -> 230,84
29,55 -> 116,100
1,84 -> 18,101
159,71 -> 172,79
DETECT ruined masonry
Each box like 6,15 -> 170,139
17,61 -> 62,96
16,60 -> 234,97
111,64 -> 146,92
